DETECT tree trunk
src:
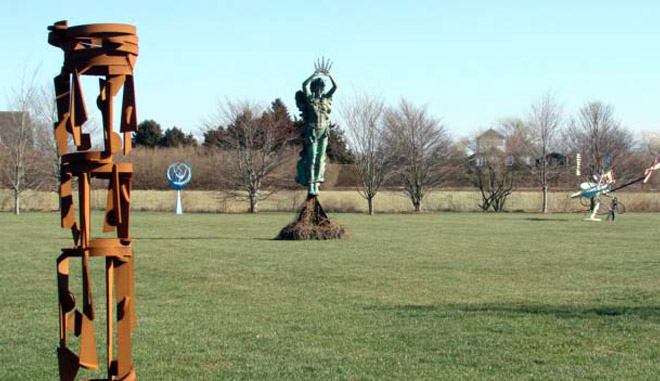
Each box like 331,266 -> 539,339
367,196 -> 374,215
413,198 -> 421,212
493,199 -> 500,212
248,192 -> 258,213
541,184 -> 548,213
14,189 -> 20,215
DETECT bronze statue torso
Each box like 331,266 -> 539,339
307,96 -> 332,129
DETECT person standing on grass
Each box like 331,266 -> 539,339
607,196 -> 617,222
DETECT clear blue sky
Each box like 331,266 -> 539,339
2,1 -> 659,139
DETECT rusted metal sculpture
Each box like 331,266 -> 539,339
48,21 -> 139,380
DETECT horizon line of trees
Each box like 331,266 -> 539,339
1,74 -> 659,215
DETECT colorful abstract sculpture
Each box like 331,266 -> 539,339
48,20 -> 139,380
571,154 -> 660,220
570,168 -> 615,221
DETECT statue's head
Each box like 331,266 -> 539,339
310,78 -> 325,96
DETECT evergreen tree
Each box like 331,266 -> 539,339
326,122 -> 354,164
161,126 -> 197,147
267,98 -> 296,144
133,120 -> 163,147
202,126 -> 227,148
204,99 -> 296,150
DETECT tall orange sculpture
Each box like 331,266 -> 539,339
48,21 -> 139,380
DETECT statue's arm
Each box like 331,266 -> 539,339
302,73 -> 316,97
325,74 -> 338,98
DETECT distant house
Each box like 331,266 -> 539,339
470,128 -> 510,167
476,128 -> 506,154
536,152 -> 567,167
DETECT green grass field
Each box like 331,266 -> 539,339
1,211 -> 659,380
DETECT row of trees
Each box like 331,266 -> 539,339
178,93 -> 655,214
132,121 -> 197,148
132,99 -> 355,164
1,73 -> 658,215
341,93 -> 656,214
341,96 -> 457,214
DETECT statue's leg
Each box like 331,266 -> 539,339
313,131 -> 329,194
306,134 -> 318,195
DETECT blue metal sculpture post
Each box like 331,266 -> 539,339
167,162 -> 192,215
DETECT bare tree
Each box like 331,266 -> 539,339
641,131 -> 660,157
204,99 -> 295,213
497,117 -> 531,157
28,84 -> 102,203
566,101 -> 636,181
0,72 -> 47,215
340,93 -> 391,215
527,93 -> 564,213
465,129 -> 516,212
472,155 -> 514,212
29,85 -> 62,192
385,99 -> 453,212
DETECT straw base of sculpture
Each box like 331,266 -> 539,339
276,196 -> 346,240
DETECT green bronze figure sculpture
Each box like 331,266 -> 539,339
295,57 -> 338,196
275,58 -> 346,240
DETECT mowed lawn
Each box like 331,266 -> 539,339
1,211 -> 660,380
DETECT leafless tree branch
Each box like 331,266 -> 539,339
204,99 -> 296,213
339,92 -> 391,214
385,99 -> 453,212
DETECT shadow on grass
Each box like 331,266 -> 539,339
368,303 -> 660,318
524,218 -> 570,222
137,236 -> 272,241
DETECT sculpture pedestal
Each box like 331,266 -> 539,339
275,195 -> 346,240
175,190 -> 182,215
